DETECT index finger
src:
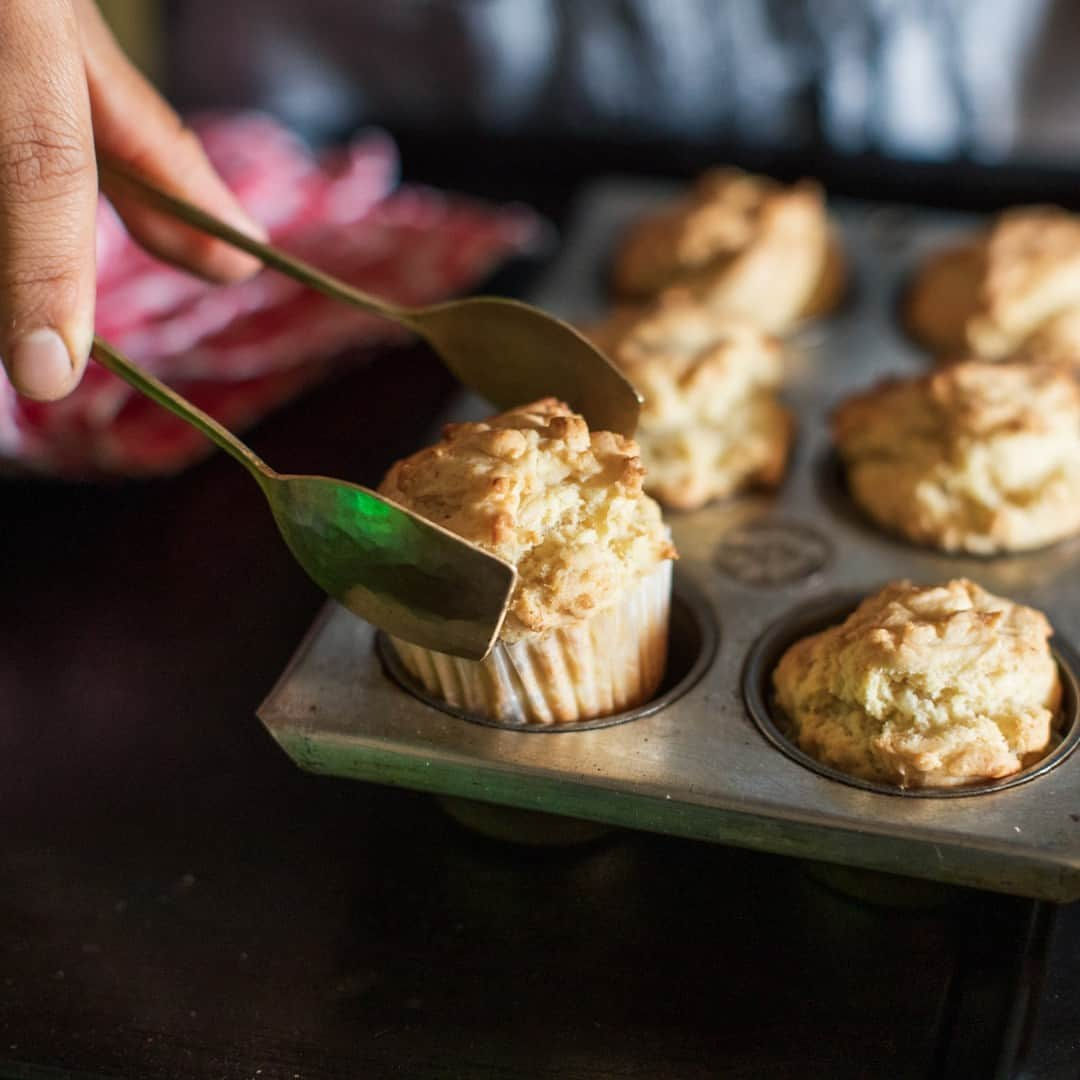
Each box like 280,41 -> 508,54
76,0 -> 265,284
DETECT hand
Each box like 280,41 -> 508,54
0,0 -> 265,401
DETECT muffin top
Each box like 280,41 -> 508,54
1011,306 -> 1080,372
613,168 -> 831,318
904,242 -> 984,355
908,206 -> 1080,360
773,579 -> 1062,788
378,398 -> 676,639
585,301 -> 792,508
969,207 -> 1080,358
589,300 -> 784,419
832,361 -> 1080,553
834,360 -> 1080,449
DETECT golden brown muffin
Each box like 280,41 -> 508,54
379,399 -> 677,724
1009,308 -> 1080,373
612,168 -> 844,332
906,206 -> 1080,364
832,361 -> 1080,554
587,299 -> 794,509
904,241 -> 986,355
773,579 -> 1063,789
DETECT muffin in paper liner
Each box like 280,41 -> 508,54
378,398 -> 678,726
389,558 -> 673,726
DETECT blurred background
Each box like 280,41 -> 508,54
98,0 -> 1080,209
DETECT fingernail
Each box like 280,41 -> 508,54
7,328 -> 78,401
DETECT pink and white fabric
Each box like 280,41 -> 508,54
0,113 -> 542,476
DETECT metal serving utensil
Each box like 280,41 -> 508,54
99,161 -> 642,437
90,337 -> 516,661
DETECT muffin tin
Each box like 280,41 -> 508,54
258,180 -> 1080,901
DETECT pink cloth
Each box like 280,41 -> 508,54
0,114 -> 541,476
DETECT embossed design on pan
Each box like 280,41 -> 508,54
378,578 -> 718,732
742,590 -> 1080,798
713,517 -> 832,588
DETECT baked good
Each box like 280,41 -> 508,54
832,361 -> 1080,554
906,206 -> 1080,365
773,579 -> 1062,789
378,398 -> 677,725
586,300 -> 794,509
1009,307 -> 1080,373
904,242 -> 984,356
612,168 -> 844,332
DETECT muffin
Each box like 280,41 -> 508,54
832,361 -> 1080,554
773,579 -> 1063,789
906,206 -> 1080,365
612,168 -> 845,332
586,300 -> 794,510
904,242 -> 984,356
1009,308 -> 1080,373
378,398 -> 677,725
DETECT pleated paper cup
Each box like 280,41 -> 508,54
388,559 -> 673,726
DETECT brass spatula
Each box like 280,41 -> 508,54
91,337 -> 516,661
99,160 -> 642,437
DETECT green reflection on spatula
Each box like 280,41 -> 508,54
91,337 -> 516,661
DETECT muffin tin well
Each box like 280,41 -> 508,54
259,181 -> 1080,902
376,580 -> 718,733
743,589 -> 1080,799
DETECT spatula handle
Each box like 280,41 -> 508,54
98,159 -> 420,331
90,336 -> 272,480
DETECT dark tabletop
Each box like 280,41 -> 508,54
1,158 -> 1079,1078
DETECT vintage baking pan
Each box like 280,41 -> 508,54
259,180 -> 1080,902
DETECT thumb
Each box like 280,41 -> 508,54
0,0 -> 96,401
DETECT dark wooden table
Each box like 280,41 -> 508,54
1,192 -> 1079,1075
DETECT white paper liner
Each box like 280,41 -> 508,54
389,560 -> 673,725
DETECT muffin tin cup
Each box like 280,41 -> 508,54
742,590 -> 1080,799
383,560 -> 678,728
378,573 -> 717,733
259,182 -> 1080,901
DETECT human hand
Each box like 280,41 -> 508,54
0,0 -> 265,401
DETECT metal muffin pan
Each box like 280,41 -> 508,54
259,179 -> 1080,901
